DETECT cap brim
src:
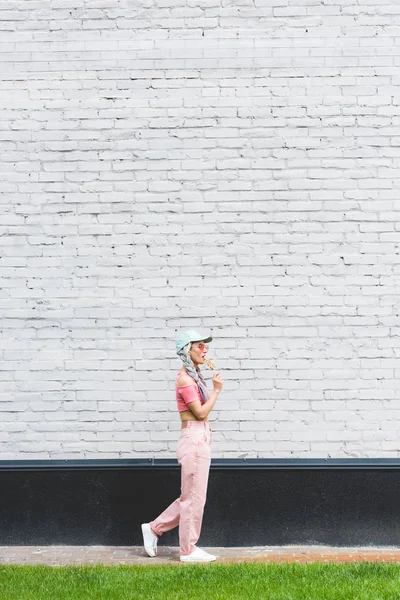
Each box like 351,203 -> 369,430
198,336 -> 212,343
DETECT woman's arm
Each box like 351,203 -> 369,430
186,389 -> 220,421
177,373 -> 223,421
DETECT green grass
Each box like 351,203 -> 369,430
1,562 -> 400,600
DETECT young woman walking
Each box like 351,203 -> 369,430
141,329 -> 224,563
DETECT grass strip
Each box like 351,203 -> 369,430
1,562 -> 400,600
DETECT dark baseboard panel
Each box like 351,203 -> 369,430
1,458 -> 399,547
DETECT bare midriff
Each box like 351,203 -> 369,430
178,368 -> 208,425
180,412 -> 206,424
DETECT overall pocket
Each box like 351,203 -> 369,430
194,430 -> 211,459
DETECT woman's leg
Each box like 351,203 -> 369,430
149,424 -> 211,551
178,426 -> 211,556
149,498 -> 180,536
149,432 -> 188,535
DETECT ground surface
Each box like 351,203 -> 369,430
1,546 -> 400,566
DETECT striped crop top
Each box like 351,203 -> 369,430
176,371 -> 209,412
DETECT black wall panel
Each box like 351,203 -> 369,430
0,459 -> 399,546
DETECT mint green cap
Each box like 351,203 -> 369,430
176,330 -> 213,354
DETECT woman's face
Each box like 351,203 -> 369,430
189,340 -> 209,367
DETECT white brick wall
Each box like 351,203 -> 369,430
1,1 -> 400,459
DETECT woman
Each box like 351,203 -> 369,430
141,329 -> 224,563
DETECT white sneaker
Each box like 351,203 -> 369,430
180,547 -> 217,563
141,523 -> 158,557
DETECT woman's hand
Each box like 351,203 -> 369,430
212,371 -> 224,393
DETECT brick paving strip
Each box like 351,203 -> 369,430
0,546 -> 400,566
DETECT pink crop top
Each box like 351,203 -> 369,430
176,371 -> 209,412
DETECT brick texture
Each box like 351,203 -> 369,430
1,1 -> 399,459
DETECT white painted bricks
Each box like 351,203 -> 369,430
1,2 -> 399,459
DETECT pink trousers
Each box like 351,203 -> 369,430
149,421 -> 212,556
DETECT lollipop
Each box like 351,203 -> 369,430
205,358 -> 216,370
